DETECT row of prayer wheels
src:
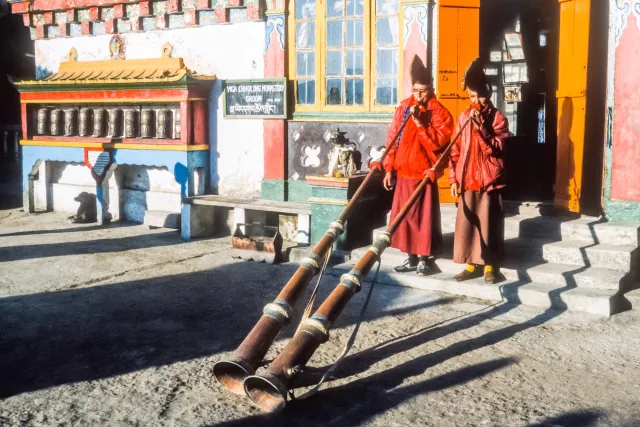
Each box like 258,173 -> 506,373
36,107 -> 181,139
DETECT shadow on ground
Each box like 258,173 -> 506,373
0,260 -> 449,398
0,230 -> 183,262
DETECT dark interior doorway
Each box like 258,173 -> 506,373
480,0 -> 559,202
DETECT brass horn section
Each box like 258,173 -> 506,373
243,117 -> 473,412
213,114 -> 414,396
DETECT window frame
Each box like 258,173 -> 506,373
288,0 -> 402,115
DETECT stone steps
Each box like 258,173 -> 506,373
438,205 -> 640,246
329,262 -> 624,316
349,247 -> 627,291
542,240 -> 639,272
345,207 -> 640,317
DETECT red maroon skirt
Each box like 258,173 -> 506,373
389,177 -> 443,257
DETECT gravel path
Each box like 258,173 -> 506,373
0,209 -> 639,427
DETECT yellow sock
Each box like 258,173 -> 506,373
465,264 -> 476,273
484,265 -> 493,274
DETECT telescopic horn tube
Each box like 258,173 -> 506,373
243,117 -> 472,412
212,113 -> 413,395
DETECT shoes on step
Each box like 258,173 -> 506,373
394,255 -> 418,273
484,269 -> 498,284
453,268 -> 481,282
417,257 -> 439,276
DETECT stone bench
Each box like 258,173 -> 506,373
181,195 -> 311,243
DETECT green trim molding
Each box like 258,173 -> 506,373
291,111 -> 394,123
288,180 -> 311,202
261,179 -> 287,201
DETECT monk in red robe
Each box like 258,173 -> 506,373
449,58 -> 510,284
381,55 -> 454,275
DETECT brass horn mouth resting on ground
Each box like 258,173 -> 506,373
244,373 -> 289,413
212,358 -> 255,396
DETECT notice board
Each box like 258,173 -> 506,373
223,79 -> 287,119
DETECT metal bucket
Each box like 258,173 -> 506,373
231,223 -> 283,264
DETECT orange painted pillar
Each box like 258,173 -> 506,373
436,0 -> 480,203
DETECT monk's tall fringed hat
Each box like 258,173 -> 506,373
463,57 -> 492,97
410,55 -> 433,86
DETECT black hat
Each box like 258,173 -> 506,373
463,57 -> 492,97
410,55 -> 433,86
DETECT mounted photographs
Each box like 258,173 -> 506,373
503,62 -> 528,83
504,32 -> 525,60
504,85 -> 522,102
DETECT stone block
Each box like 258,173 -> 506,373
167,0 -> 181,13
131,17 -> 143,31
184,10 -> 198,25
22,13 -> 31,26
626,289 -> 640,310
113,4 -> 125,19
156,13 -> 168,29
228,0 -> 243,6
66,9 -> 77,22
145,210 -> 181,229
105,19 -> 116,33
58,23 -> 69,37
197,0 -> 212,8
81,21 -> 92,35
89,7 -> 100,21
35,25 -> 45,40
139,1 -> 151,16
214,8 -> 230,23
181,204 -> 214,241
247,4 -> 260,19
43,12 -> 53,24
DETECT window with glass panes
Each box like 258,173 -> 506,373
375,0 -> 399,106
290,0 -> 400,112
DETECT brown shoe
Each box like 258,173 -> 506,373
453,269 -> 480,282
484,269 -> 498,284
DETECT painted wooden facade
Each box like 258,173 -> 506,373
8,0 -> 640,222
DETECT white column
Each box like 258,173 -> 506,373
297,214 -> 310,244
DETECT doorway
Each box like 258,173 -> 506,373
479,0 -> 559,203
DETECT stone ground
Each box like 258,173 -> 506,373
0,204 -> 639,427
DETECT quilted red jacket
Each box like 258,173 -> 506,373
448,102 -> 510,192
382,96 -> 454,180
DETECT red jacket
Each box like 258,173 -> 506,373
383,96 -> 454,180
448,102 -> 510,192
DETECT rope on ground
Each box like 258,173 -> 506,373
289,259 -> 382,401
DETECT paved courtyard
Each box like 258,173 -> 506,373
0,207 -> 639,427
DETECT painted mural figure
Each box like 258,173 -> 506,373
449,58 -> 510,285
382,55 -> 454,276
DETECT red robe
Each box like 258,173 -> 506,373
383,96 -> 454,257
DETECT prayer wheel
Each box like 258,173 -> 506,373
124,109 -> 139,138
93,108 -> 106,137
156,109 -> 171,139
37,108 -> 49,135
140,109 -> 155,138
79,108 -> 93,137
64,108 -> 77,137
50,109 -> 63,136
107,108 -> 122,138
173,108 -> 181,139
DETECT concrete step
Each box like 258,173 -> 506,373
415,206 -> 640,246
542,240 -> 639,272
351,247 -> 626,290
144,210 -> 180,229
330,262 -> 625,316
625,288 -> 640,310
